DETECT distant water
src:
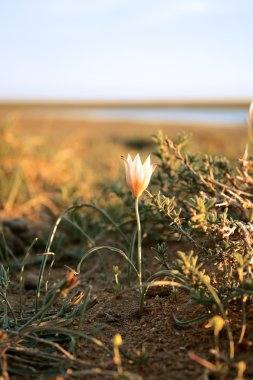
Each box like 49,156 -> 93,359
30,107 -> 249,125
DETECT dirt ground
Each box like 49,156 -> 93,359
7,243 -> 210,380
5,235 -> 253,380
68,245 -> 253,380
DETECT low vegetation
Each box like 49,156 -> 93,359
0,115 -> 252,379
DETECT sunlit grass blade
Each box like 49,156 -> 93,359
76,245 -> 138,278
139,269 -> 190,313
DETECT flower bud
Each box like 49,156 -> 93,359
122,154 -> 157,199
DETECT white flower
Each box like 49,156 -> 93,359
249,100 -> 253,128
122,153 -> 157,199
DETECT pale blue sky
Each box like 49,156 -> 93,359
0,0 -> 252,99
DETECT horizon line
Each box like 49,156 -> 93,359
0,97 -> 251,109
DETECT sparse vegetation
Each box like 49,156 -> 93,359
0,111 -> 252,379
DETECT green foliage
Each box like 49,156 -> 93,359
147,132 -> 253,308
111,130 -> 253,375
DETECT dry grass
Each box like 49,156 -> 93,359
0,107 -> 249,217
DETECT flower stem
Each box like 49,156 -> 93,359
135,198 -> 142,293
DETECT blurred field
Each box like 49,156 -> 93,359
0,98 -> 250,109
0,104 -> 249,216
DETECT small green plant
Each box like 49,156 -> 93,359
113,265 -> 124,293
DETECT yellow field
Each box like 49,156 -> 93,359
0,104 -> 250,216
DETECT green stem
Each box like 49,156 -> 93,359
135,198 -> 142,293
